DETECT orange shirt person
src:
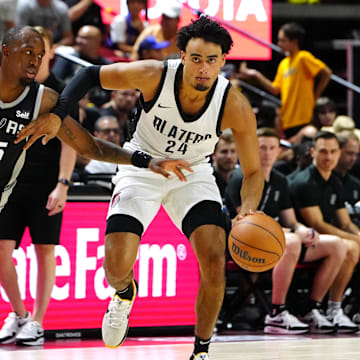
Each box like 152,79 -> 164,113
239,22 -> 332,139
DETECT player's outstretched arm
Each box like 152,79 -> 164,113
16,61 -> 162,147
58,115 -> 192,181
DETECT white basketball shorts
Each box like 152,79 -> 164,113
107,161 -> 222,232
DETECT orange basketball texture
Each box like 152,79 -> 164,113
228,213 -> 286,272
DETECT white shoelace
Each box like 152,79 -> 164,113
108,298 -> 132,328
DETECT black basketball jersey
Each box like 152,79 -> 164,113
0,82 -> 44,193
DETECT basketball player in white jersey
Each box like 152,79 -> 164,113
17,17 -> 264,359
0,25 -> 190,345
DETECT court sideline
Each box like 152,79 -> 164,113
1,333 -> 359,360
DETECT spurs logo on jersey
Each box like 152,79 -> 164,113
126,59 -> 231,164
0,82 -> 44,210
0,118 -> 6,129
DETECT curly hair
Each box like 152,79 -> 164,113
177,16 -> 233,54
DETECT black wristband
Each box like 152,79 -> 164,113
58,178 -> 71,187
131,151 -> 153,168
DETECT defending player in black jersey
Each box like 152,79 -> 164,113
0,25 -> 191,345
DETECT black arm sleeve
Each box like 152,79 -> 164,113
51,65 -> 102,121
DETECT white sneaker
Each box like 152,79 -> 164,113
327,308 -> 359,334
16,320 -> 44,346
0,312 -> 31,344
264,310 -> 309,335
102,279 -> 137,348
192,353 -> 209,360
300,309 -> 336,334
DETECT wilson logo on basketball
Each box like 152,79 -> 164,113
231,243 -> 265,264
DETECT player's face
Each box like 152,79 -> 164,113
312,138 -> 341,172
213,139 -> 238,172
258,136 -> 281,168
181,38 -> 225,92
339,139 -> 360,171
5,33 -> 45,86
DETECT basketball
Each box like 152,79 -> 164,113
228,213 -> 285,272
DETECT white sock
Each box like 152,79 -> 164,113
328,300 -> 341,311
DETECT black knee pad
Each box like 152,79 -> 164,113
106,214 -> 144,237
182,200 -> 228,239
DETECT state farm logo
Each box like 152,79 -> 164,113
1,229 -> 189,301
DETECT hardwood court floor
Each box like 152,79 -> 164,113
1,333 -> 360,360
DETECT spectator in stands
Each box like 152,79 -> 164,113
130,1 -> 181,60
52,24 -> 112,107
289,131 -> 360,332
225,127 -> 350,334
0,26 -> 77,346
331,115 -> 359,135
15,0 -> 73,46
286,141 -> 313,180
85,115 -> 121,176
290,97 -> 337,144
334,132 -> 360,226
256,101 -> 280,130
312,97 -> 337,129
318,115 -> 360,178
211,132 -> 238,200
238,22 -> 332,139
52,24 -> 112,82
64,0 -> 105,36
110,0 -> 147,58
98,89 -> 139,144
0,0 -> 17,44
138,35 -> 170,60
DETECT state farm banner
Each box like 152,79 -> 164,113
98,0 -> 272,60
0,203 -> 199,330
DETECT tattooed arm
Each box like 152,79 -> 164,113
17,88 -> 192,180
57,116 -> 192,181
58,116 -> 133,164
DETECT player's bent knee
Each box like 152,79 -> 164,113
103,260 -> 133,284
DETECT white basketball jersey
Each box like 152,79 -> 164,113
125,59 -> 231,164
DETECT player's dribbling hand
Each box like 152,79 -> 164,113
149,158 -> 193,181
15,113 -> 62,150
233,210 -> 264,224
